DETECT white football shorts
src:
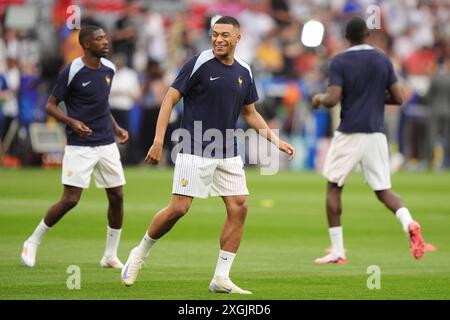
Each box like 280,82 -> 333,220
323,131 -> 391,190
172,153 -> 249,198
62,143 -> 126,189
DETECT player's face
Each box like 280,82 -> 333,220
87,29 -> 109,58
211,23 -> 240,59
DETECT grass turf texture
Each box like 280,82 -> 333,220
0,167 -> 449,300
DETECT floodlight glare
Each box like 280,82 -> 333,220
301,20 -> 325,47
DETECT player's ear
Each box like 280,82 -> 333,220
236,32 -> 241,43
83,34 -> 94,50
83,40 -> 91,49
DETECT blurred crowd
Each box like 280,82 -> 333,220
0,0 -> 449,171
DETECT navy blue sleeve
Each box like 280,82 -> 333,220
243,78 -> 259,105
51,65 -> 70,102
386,58 -> 398,87
329,58 -> 343,87
0,74 -> 9,90
171,56 -> 198,96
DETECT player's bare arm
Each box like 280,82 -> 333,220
45,95 -> 92,137
312,85 -> 342,109
110,114 -> 129,144
241,103 -> 296,160
0,88 -> 12,100
385,82 -> 404,105
145,87 -> 183,165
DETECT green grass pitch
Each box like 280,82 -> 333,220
0,167 -> 449,300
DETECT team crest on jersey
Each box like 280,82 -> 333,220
181,178 -> 188,187
67,169 -> 73,177
238,76 -> 243,87
105,75 -> 111,86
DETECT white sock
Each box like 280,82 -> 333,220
136,232 -> 157,257
27,219 -> 50,245
329,226 -> 345,258
396,207 -> 413,232
213,250 -> 236,278
104,226 -> 122,258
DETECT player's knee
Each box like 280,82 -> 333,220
375,189 -> 390,203
237,201 -> 248,215
229,199 -> 248,217
61,195 -> 80,209
327,184 -> 341,195
107,188 -> 124,205
375,190 -> 383,202
170,202 -> 190,218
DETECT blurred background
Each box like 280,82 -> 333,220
0,0 -> 449,172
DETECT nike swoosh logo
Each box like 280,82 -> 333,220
210,76 -> 221,81
122,265 -> 129,279
210,283 -> 232,293
82,81 -> 92,87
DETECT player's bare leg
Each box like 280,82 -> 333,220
106,186 -> 124,229
101,186 -> 125,268
219,195 -> 248,253
121,194 -> 192,286
375,189 -> 432,259
209,195 -> 251,294
148,194 -> 193,239
374,189 -> 402,213
22,185 -> 83,267
44,185 -> 83,226
315,182 -> 347,265
326,182 -> 343,227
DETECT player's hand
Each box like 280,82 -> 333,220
115,127 -> 129,144
145,141 -> 163,165
312,94 -> 325,109
69,119 -> 92,137
279,140 -> 296,160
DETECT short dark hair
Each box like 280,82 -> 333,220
78,25 -> 102,48
345,17 -> 368,43
214,16 -> 240,29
